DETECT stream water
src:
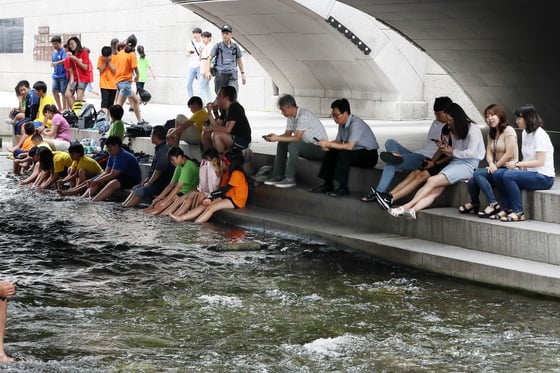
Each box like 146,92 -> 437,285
1,160 -> 560,372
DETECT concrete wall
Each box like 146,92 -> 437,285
0,0 -> 272,111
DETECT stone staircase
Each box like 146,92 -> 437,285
215,154 -> 560,298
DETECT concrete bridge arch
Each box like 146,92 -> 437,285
177,0 -> 559,130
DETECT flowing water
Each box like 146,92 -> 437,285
1,159 -> 560,372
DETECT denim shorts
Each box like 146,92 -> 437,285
232,135 -> 250,149
117,81 -> 133,97
52,77 -> 68,94
76,82 -> 88,90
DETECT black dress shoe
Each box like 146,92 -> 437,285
327,186 -> 350,197
309,184 -> 334,194
380,151 -> 404,164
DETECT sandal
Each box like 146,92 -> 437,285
458,202 -> 479,214
489,210 -> 510,220
501,211 -> 526,222
478,203 -> 501,218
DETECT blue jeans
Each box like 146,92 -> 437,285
376,139 -> 425,192
468,167 -> 499,205
494,169 -> 555,212
198,74 -> 213,104
187,66 -> 200,98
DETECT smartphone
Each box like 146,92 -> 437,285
430,138 -> 438,142
313,137 -> 320,142
262,135 -> 268,139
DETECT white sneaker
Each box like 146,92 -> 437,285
274,178 -> 296,188
4,119 -> 13,125
264,177 -> 283,186
388,207 -> 404,217
403,209 -> 416,220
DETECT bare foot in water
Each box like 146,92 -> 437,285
0,353 -> 14,363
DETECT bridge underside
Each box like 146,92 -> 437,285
176,0 -> 559,129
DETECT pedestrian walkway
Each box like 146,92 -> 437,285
0,90 -> 433,155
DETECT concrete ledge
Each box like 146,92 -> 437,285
214,207 -> 560,298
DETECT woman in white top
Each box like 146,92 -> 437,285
388,103 -> 485,219
458,103 -> 518,217
492,104 -> 555,222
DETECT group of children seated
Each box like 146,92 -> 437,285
9,100 -> 250,224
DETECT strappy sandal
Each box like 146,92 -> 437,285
458,202 -> 479,214
489,210 -> 510,220
478,203 -> 501,218
501,211 -> 526,222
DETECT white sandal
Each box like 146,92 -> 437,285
388,206 -> 405,217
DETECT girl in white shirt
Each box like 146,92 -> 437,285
388,103 -> 485,219
492,104 -> 555,222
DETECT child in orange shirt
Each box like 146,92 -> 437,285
171,147 -> 248,223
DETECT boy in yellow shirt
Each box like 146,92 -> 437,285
166,96 -> 209,147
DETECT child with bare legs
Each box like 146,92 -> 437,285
171,146 -> 248,224
143,147 -> 199,215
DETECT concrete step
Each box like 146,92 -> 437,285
250,184 -> 560,265
214,206 -> 560,298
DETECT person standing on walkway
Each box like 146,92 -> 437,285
64,36 -> 92,105
263,94 -> 327,188
50,35 -> 68,111
114,35 -> 145,125
208,25 -> 246,95
98,45 -> 117,115
198,31 -> 214,104
310,98 -> 379,197
135,45 -> 156,94
0,280 -> 16,363
186,27 -> 204,99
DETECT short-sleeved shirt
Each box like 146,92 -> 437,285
225,170 -> 248,208
187,39 -> 204,68
210,42 -> 243,74
137,57 -> 151,82
53,151 -> 73,173
286,107 -> 327,143
21,136 -> 34,152
523,127 -> 555,177
171,159 -> 200,194
104,120 -> 125,152
51,113 -> 71,142
71,156 -> 103,176
148,142 -> 174,187
37,94 -> 56,125
71,50 -> 93,83
223,102 -> 251,143
25,90 -> 40,120
113,50 -> 138,83
190,108 -> 210,134
335,114 -> 378,150
52,48 -> 67,79
106,149 -> 142,183
97,55 -> 117,90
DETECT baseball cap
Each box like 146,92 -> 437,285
221,25 -> 233,33
192,27 -> 202,34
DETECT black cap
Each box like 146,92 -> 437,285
192,27 -> 202,34
221,25 -> 233,33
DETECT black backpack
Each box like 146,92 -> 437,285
125,122 -> 152,137
77,103 -> 97,129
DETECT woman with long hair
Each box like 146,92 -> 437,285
458,104 -> 518,217
65,36 -> 92,104
171,147 -> 248,223
388,103 -> 485,219
491,104 -> 555,222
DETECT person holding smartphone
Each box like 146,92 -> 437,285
361,96 -> 453,210
262,94 -> 328,188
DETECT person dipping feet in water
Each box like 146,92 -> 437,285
0,280 -> 16,363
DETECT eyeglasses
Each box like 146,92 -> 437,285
330,112 -> 343,119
